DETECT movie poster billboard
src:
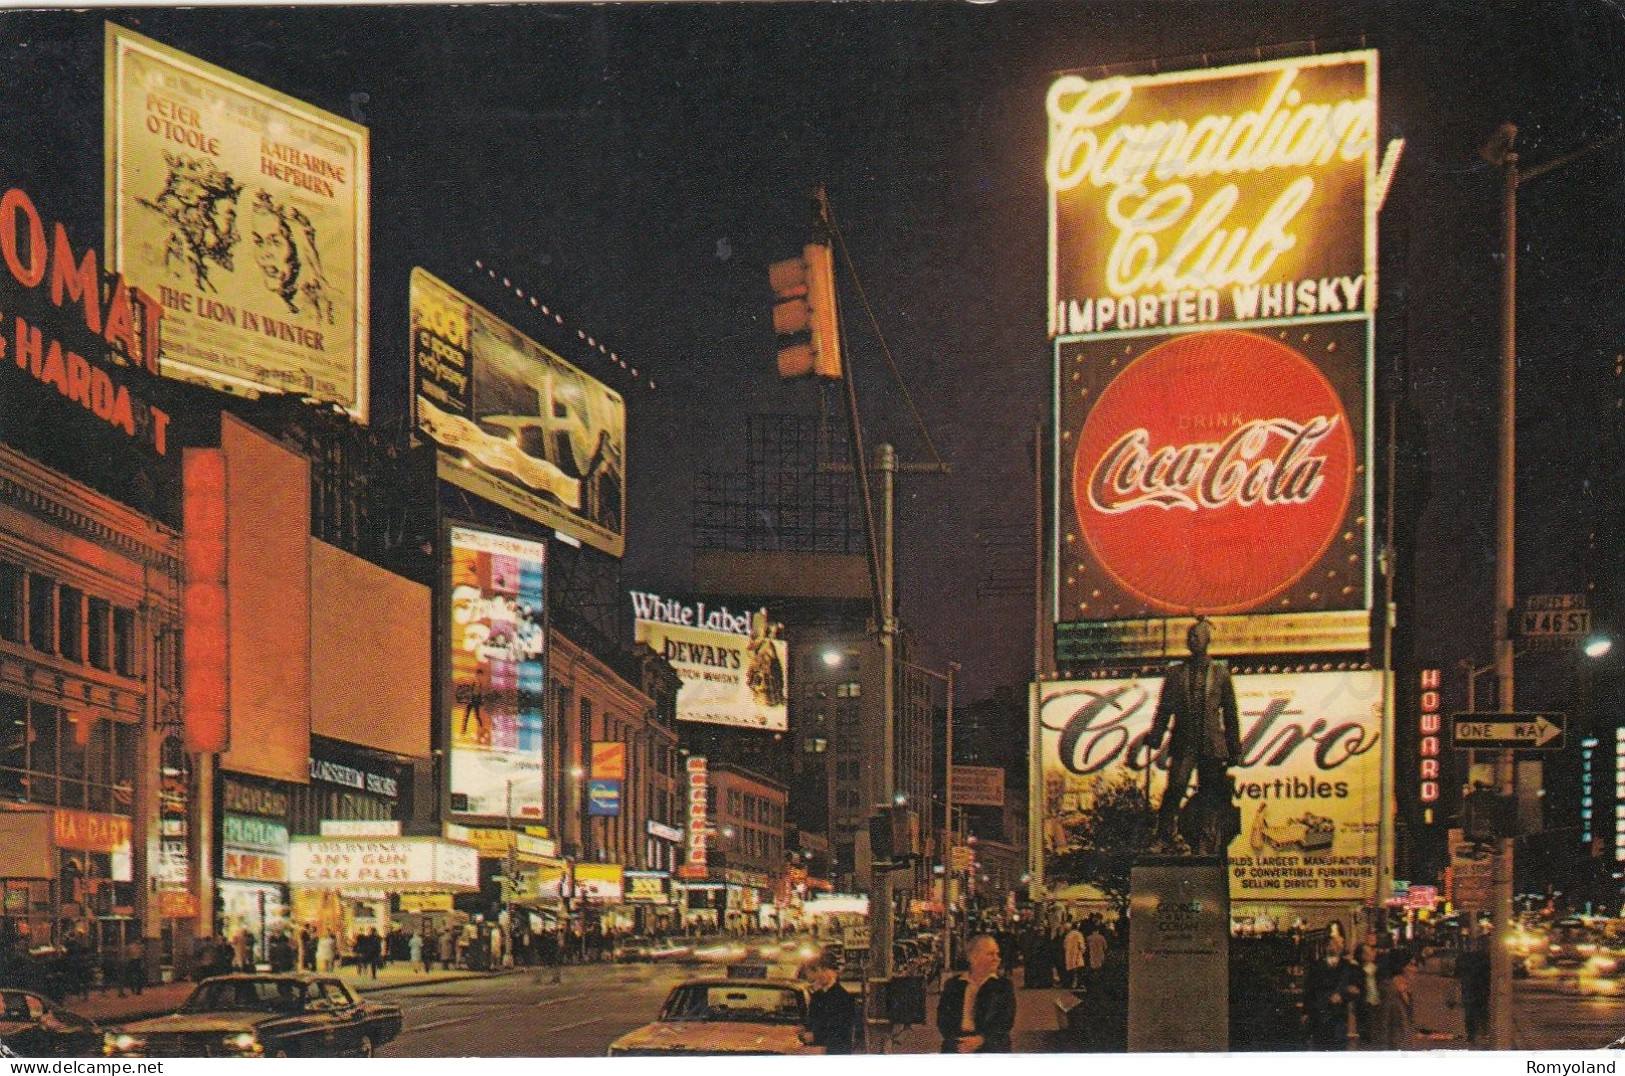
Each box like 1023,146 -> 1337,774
447,526 -> 546,820
105,26 -> 370,421
412,269 -> 626,557
1034,670 -> 1383,902
1047,51 -> 1383,661
630,591 -> 787,731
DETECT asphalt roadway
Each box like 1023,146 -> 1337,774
378,961 -> 711,1057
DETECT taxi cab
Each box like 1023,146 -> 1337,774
606,973 -> 819,1056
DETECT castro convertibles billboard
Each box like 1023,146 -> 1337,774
413,269 -> 626,557
1048,51 -> 1383,661
631,591 -> 788,732
105,25 -> 370,421
446,526 -> 546,820
1034,670 -> 1383,902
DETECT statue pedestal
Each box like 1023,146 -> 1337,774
1127,856 -> 1229,1052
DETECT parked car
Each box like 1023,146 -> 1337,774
102,974 -> 402,1058
606,976 -> 819,1056
0,990 -> 101,1058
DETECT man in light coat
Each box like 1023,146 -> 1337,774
1062,923 -> 1085,989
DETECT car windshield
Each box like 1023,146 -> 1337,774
660,984 -> 805,1025
183,980 -> 306,1014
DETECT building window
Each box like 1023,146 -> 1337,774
86,598 -> 110,670
0,561 -> 21,643
113,607 -> 137,678
27,573 -> 54,654
57,586 -> 83,663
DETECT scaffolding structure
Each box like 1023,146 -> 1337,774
692,413 -> 863,554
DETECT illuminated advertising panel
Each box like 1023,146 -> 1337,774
447,526 -> 546,820
412,269 -> 625,556
575,862 -> 624,902
1418,668 -> 1442,815
1034,670 -> 1383,902
105,26 -> 369,420
1055,324 -> 1368,659
630,591 -> 788,731
681,756 -> 709,879
1048,51 -> 1382,661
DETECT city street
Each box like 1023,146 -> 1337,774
378,963 -> 688,1058
1511,971 -> 1625,1051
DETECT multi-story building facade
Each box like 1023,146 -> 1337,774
0,444 -> 182,967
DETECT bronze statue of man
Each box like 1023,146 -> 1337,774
1147,618 -> 1242,856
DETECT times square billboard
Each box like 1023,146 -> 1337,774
1033,670 -> 1384,903
445,525 -> 547,820
1047,50 -> 1389,661
105,25 -> 370,422
630,591 -> 788,732
413,268 -> 626,558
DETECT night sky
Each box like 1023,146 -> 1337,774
2,1 -> 1623,705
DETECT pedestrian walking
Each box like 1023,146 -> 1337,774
1378,950 -> 1418,1050
231,928 -> 253,972
935,934 -> 1017,1053
409,930 -> 426,973
1354,943 -> 1382,1045
1061,922 -> 1085,989
316,932 -> 337,973
439,927 -> 456,971
1304,937 -> 1359,1049
1085,920 -> 1108,990
1457,936 -> 1491,1046
122,938 -> 146,997
803,956 -> 857,1054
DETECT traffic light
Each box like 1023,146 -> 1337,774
869,804 -> 919,863
1463,788 -> 1514,843
769,241 -> 841,380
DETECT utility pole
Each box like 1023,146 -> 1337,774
1478,119 -> 1625,1051
1489,126 -> 1519,1053
872,442 -> 898,984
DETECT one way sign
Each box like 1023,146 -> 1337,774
1450,712 -> 1567,751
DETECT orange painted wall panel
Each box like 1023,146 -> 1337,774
309,538 -> 431,760
219,415 -> 310,783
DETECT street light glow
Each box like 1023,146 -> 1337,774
821,648 -> 843,668
1585,636 -> 1613,659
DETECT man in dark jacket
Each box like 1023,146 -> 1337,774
803,957 -> 857,1054
936,934 -> 1017,1053
1303,936 -> 1360,1048
1147,618 -> 1242,855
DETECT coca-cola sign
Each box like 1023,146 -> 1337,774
1034,671 -> 1383,902
1061,326 -> 1366,630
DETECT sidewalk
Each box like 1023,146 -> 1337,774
60,963 -> 527,1026
888,973 -> 1074,1054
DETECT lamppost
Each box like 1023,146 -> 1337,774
1479,120 -> 1624,1050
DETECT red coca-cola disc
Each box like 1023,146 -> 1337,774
1071,330 -> 1355,614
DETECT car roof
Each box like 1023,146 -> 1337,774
195,974 -> 342,985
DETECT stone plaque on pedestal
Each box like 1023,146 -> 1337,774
1127,857 -> 1229,1052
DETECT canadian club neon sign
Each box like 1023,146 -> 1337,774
1071,329 -> 1354,614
